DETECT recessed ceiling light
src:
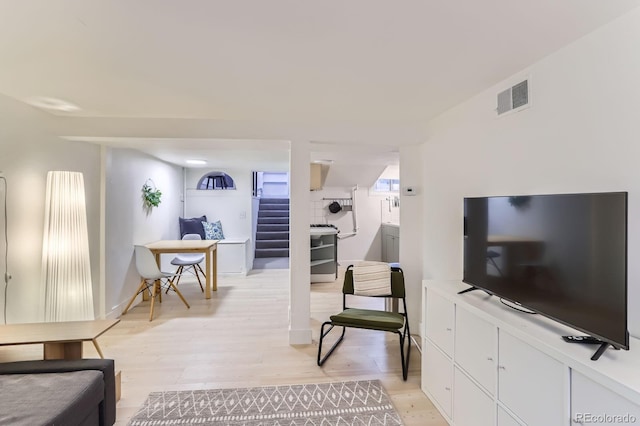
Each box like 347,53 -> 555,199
186,159 -> 207,165
24,97 -> 80,112
312,159 -> 334,164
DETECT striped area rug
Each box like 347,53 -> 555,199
127,379 -> 403,425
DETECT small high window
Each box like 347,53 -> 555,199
373,178 -> 400,193
197,171 -> 236,190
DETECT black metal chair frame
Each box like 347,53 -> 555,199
317,265 -> 411,380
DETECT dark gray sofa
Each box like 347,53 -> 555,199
0,358 -> 116,426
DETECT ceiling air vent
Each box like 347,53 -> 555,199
497,79 -> 529,116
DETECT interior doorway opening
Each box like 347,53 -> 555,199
252,171 -> 290,270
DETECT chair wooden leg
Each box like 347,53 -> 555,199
174,266 -> 183,286
149,281 -> 158,321
167,266 -> 184,294
168,279 -> 190,309
194,264 -> 205,292
122,279 -> 148,315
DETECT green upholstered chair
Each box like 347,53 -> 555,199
317,265 -> 411,380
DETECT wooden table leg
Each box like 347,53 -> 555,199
92,339 -> 105,359
149,282 -> 158,321
212,246 -> 217,291
44,341 -> 83,360
205,247 -> 212,299
115,370 -> 122,401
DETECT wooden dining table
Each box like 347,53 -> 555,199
145,239 -> 218,299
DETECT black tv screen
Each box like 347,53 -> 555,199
463,192 -> 628,350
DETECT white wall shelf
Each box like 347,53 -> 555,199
310,244 -> 335,251
310,259 -> 334,267
310,230 -> 337,282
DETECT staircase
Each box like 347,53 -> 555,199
255,198 -> 290,258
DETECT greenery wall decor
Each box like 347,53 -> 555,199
142,179 -> 162,210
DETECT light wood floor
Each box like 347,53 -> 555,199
0,267 -> 447,426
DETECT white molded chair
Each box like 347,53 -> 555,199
122,245 -> 190,321
170,233 -> 206,292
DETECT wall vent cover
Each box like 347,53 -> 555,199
497,79 -> 529,115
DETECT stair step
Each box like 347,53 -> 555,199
258,217 -> 289,225
257,224 -> 289,232
256,231 -> 289,240
255,248 -> 290,258
256,198 -> 290,258
256,240 -> 290,249
260,198 -> 290,205
258,210 -> 290,217
260,204 -> 290,211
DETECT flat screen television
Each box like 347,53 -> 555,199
463,192 -> 628,360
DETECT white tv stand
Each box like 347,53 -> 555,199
422,280 -> 640,426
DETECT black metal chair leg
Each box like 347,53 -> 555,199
406,320 -> 412,374
398,332 -> 407,380
397,322 -> 411,381
317,322 -> 346,366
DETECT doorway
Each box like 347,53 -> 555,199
252,171 -> 290,269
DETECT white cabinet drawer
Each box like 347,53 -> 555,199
498,331 -> 565,426
455,306 -> 497,395
572,370 -> 640,425
424,340 -> 453,419
454,367 -> 494,426
425,289 -> 455,356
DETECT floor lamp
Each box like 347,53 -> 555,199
42,171 -> 94,322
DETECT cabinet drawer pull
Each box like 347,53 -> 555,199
486,357 -> 494,361
446,328 -> 452,331
498,365 -> 506,370
444,387 -> 451,391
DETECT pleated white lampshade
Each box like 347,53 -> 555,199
42,171 -> 94,322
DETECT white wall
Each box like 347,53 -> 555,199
184,168 -> 254,240
310,186 -> 386,264
104,147 -> 183,317
421,8 -> 640,337
399,144 -> 424,332
0,94 -> 101,323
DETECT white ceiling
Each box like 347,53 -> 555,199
2,0 -> 639,170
